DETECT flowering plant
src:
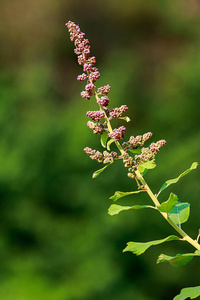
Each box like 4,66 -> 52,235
66,21 -> 200,300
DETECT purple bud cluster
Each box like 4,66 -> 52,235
97,96 -> 110,107
84,147 -> 118,164
87,121 -> 106,135
66,21 -> 106,101
108,126 -> 126,141
67,21 -> 166,178
86,111 -> 105,122
109,105 -> 128,119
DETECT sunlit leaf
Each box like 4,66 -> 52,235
158,193 -> 178,213
109,190 -> 145,201
158,162 -> 198,196
92,163 -> 112,178
169,201 -> 190,225
100,131 -> 108,148
137,165 -> 148,175
123,235 -> 180,256
173,285 -> 200,300
107,138 -> 115,151
157,250 -> 200,267
139,160 -> 156,170
108,204 -> 154,216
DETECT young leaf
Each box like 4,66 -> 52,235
123,235 -> 180,256
169,201 -> 190,225
157,250 -> 200,267
127,148 -> 141,154
158,193 -> 178,213
108,204 -> 154,216
109,190 -> 145,201
119,116 -> 131,122
92,163 -> 112,178
139,160 -> 156,170
137,165 -> 148,176
173,286 -> 200,300
107,138 -> 115,151
100,131 -> 108,148
158,162 -> 198,196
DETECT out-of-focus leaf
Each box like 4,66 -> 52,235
107,138 -> 115,151
92,163 -> 112,178
101,131 -> 108,148
123,235 -> 180,256
137,165 -> 148,176
109,190 -> 145,201
173,285 -> 200,300
157,251 -> 200,267
169,201 -> 190,225
158,162 -> 198,196
158,193 -> 178,213
108,204 -> 154,216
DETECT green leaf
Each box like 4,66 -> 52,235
169,201 -> 190,225
123,235 -> 180,256
109,190 -> 145,201
157,251 -> 200,267
139,160 -> 156,170
127,148 -> 141,154
119,116 -> 131,122
173,286 -> 200,300
92,163 -> 112,178
108,204 -> 154,216
158,193 -> 178,213
100,131 -> 108,148
158,162 -> 198,196
107,138 -> 115,151
137,165 -> 148,176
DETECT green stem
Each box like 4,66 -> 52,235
135,170 -> 200,251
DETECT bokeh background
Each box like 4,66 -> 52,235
0,0 -> 200,299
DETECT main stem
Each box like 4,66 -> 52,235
135,170 -> 200,251
89,76 -> 200,251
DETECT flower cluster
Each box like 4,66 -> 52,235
123,132 -> 153,149
66,21 -> 166,180
84,147 -> 118,164
109,105 -> 128,119
66,21 -> 103,100
87,121 -> 106,135
86,110 -> 105,122
108,126 -> 126,141
135,140 -> 166,164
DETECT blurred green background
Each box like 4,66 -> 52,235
0,1 -> 200,299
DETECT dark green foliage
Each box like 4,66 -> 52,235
0,1 -> 200,299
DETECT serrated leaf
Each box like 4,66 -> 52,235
119,116 -> 131,122
109,190 -> 145,201
108,204 -> 154,216
169,201 -> 190,225
139,160 -> 156,170
100,131 -> 108,148
107,138 -> 115,151
173,286 -> 200,300
157,251 -> 200,267
158,162 -> 198,196
92,163 -> 112,178
158,193 -> 178,213
123,235 -> 180,256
